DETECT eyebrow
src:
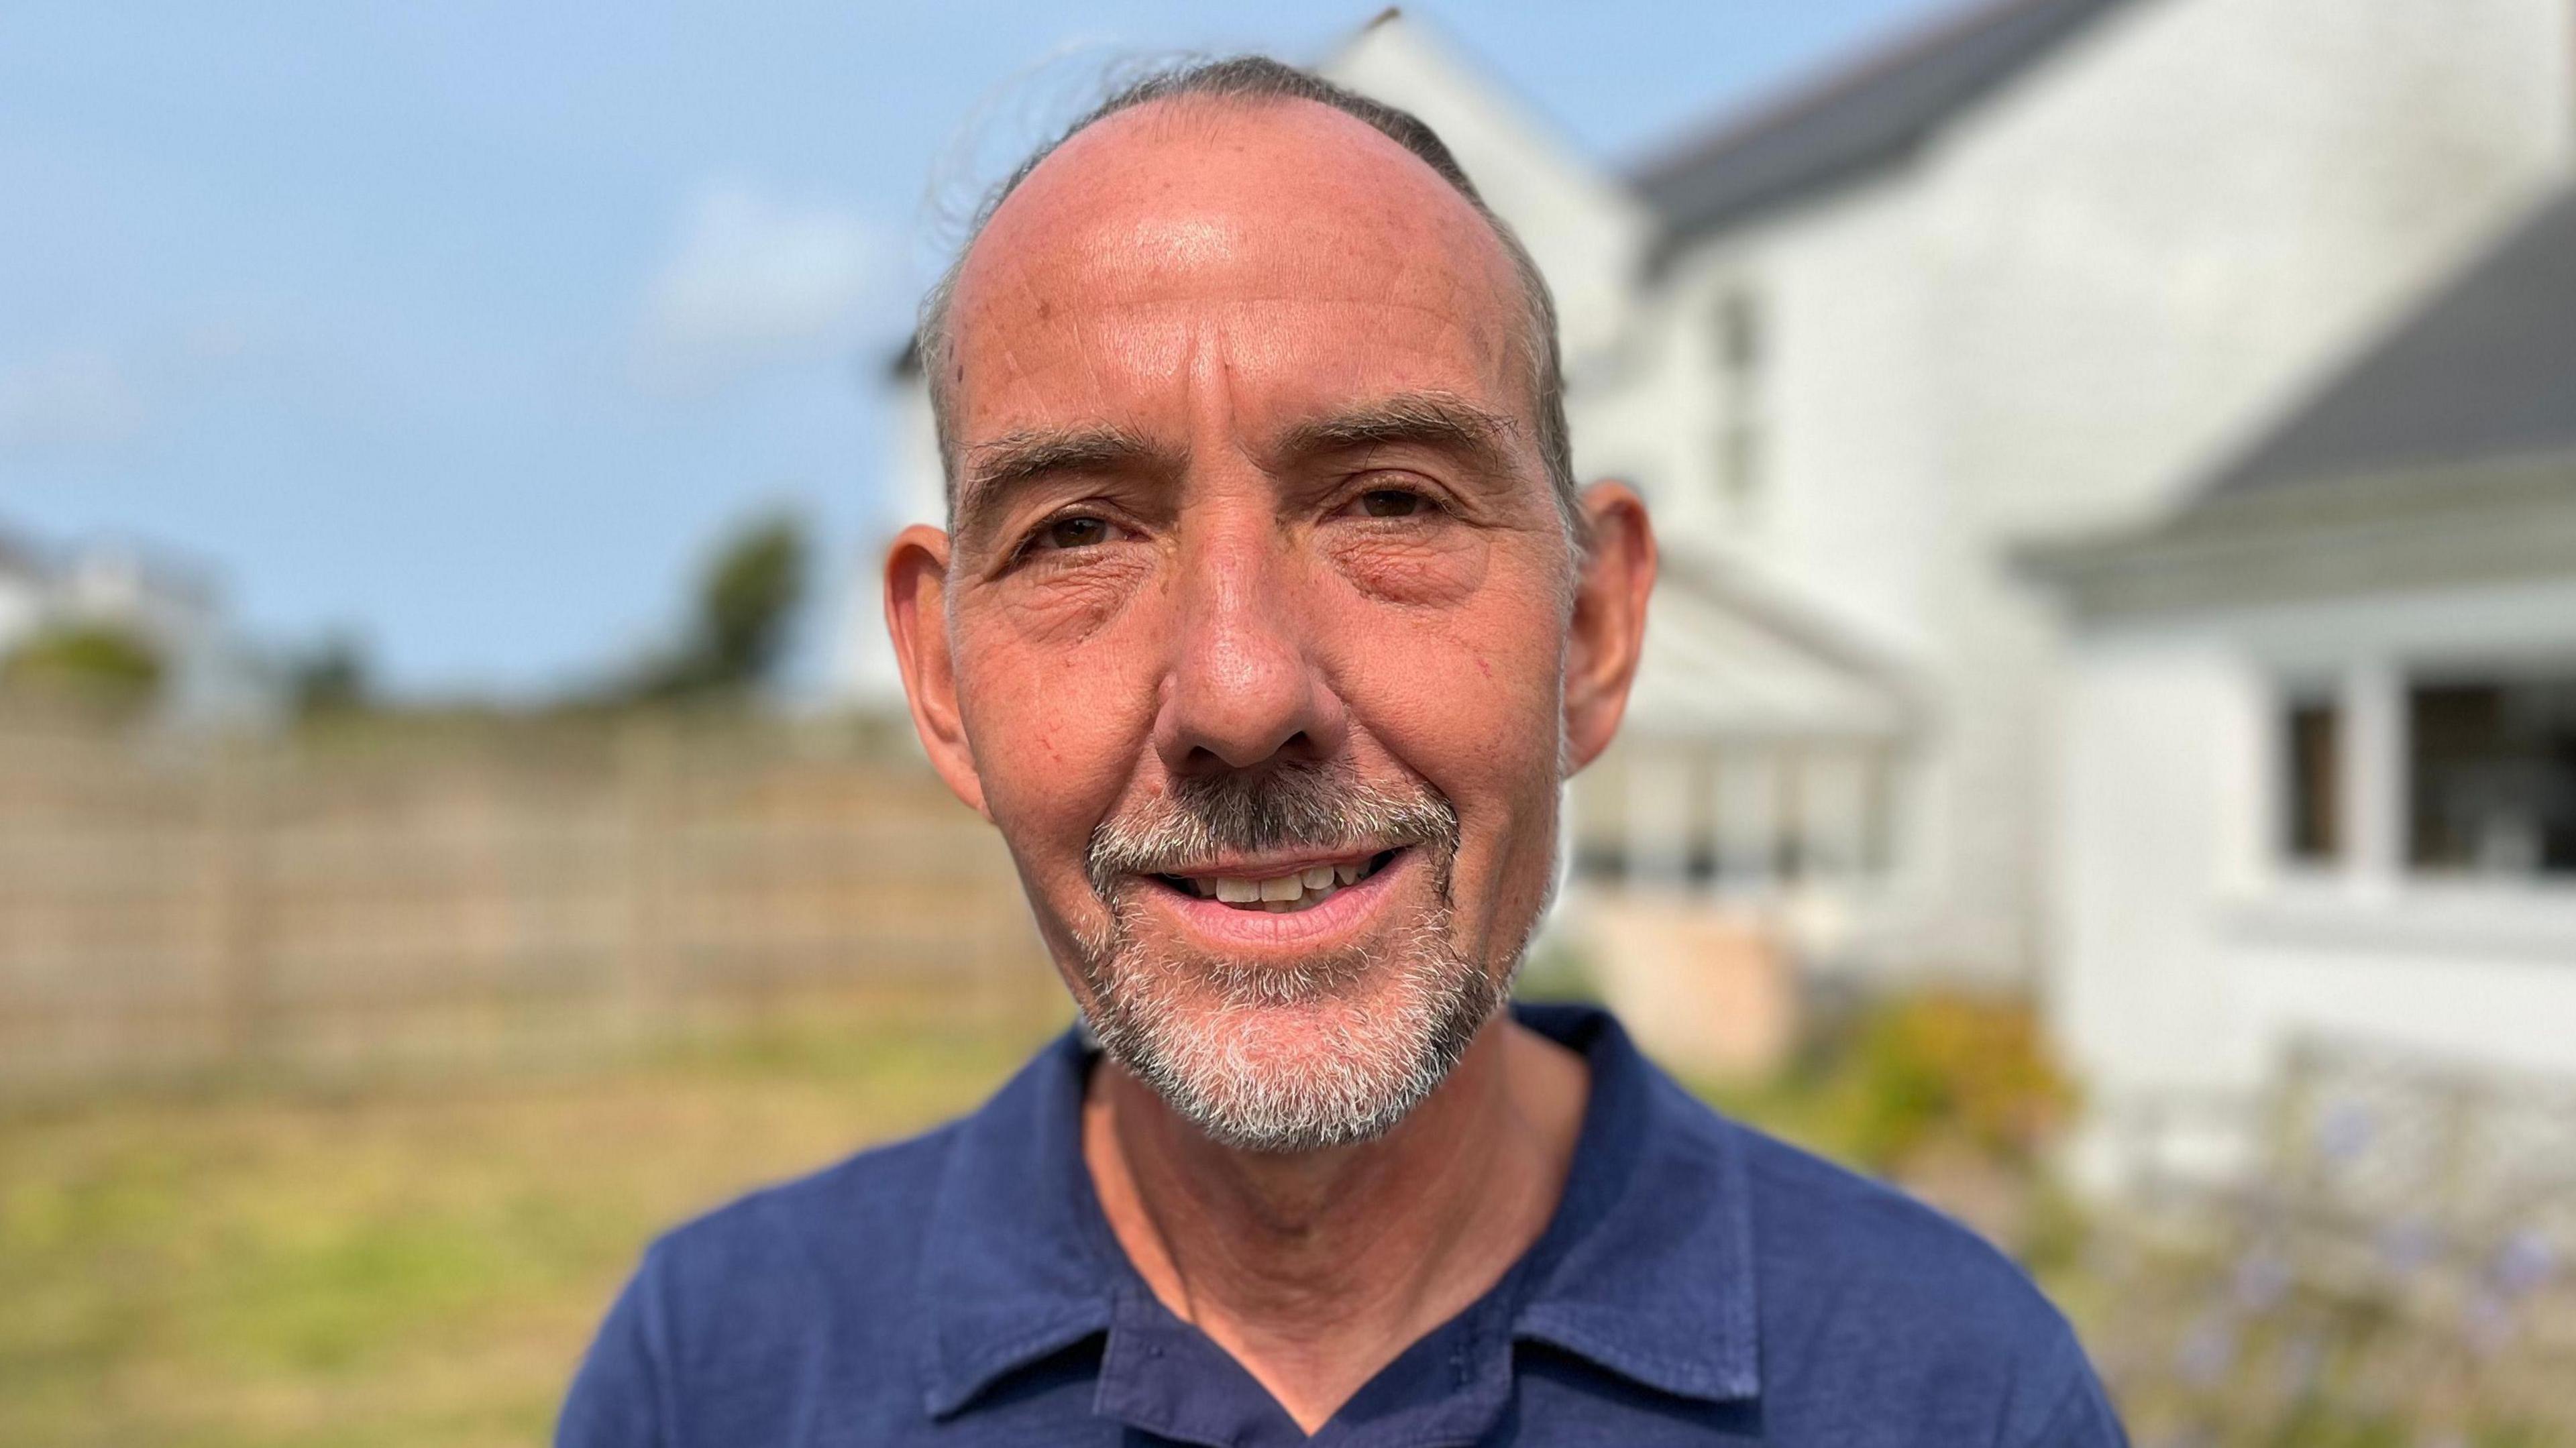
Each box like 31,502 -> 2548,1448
1274,392 -> 1524,481
951,392 -> 1526,543
954,425 -> 1177,537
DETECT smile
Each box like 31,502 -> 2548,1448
1157,849 -> 1401,913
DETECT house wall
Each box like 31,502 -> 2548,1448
2054,573 -> 2576,1189
1941,0 -> 2572,980
0,570 -> 42,654
2053,627 -> 2269,1106
1599,0 -> 2576,981
1927,0 -> 2576,540
834,381 -> 943,714
1568,177 -> 1967,970
1573,178 -> 1943,657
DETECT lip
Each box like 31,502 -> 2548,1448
1131,846 -> 1419,952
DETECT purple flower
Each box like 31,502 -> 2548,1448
2314,1101 -> 2374,1162
2231,1250 -> 2291,1313
2491,1229 -> 2555,1297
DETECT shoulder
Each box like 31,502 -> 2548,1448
1735,1121 -> 2055,1328
1715,1109 -> 2116,1443
640,1119 -> 961,1322
613,1120 -> 965,1388
558,1123 -> 968,1447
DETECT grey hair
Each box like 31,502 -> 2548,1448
914,54 -> 1580,540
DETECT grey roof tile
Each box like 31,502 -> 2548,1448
2204,185 -> 2576,500
1633,0 -> 2133,251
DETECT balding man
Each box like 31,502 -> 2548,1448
559,58 -> 2127,1447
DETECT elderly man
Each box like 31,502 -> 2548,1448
560,58 -> 2125,1447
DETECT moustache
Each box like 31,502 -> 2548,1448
1085,762 -> 1460,900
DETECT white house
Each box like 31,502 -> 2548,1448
838,0 -> 2575,1061
2027,183 -> 2576,1182
0,521 -> 273,727
1567,0 -> 2573,991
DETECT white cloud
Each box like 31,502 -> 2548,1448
634,184 -> 890,390
0,347 -> 148,453
0,302 -> 313,457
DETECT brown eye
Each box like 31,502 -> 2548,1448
1358,489 -> 1423,518
1040,515 -> 1113,549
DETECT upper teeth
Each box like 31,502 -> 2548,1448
1198,861 -> 1368,910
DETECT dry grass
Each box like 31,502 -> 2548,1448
0,1010 -> 1061,1448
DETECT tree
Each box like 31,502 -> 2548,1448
694,513 -> 806,692
610,510 -> 810,707
288,634 -> 372,718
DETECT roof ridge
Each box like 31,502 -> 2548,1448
1632,0 -> 2070,184
1631,0 -> 2133,248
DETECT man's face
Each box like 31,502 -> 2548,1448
891,99 -> 1644,1149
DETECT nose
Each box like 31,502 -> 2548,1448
1151,504 -> 1348,775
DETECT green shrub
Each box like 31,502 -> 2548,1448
1,624 -> 166,718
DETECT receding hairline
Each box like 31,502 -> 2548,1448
953,91 -> 1521,322
914,56 -> 1582,542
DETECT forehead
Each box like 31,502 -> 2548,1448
944,97 -> 1529,441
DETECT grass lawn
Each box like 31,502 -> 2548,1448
1,992 -> 2088,1448
0,1014 -> 1060,1448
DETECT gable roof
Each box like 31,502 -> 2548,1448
1623,549 -> 1927,742
2200,184 -> 2576,502
1633,0 -> 2134,251
2019,186 -> 2576,618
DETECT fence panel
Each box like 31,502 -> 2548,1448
0,719 -> 1057,1093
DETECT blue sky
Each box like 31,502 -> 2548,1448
0,0 -> 1950,700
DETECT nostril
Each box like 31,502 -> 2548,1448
1183,729 -> 1317,773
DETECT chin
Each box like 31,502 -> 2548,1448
1078,930 -> 1503,1154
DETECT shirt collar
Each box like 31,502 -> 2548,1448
1503,1003 -> 1764,1403
914,1033 -> 1122,1418
912,1002 -> 1764,1421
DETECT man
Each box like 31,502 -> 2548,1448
560,57 -> 2126,1447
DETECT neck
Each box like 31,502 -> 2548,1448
1081,1013 -> 1589,1433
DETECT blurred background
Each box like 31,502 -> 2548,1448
7,1 -> 2576,1443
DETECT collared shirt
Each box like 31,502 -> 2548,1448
558,1003 -> 2127,1446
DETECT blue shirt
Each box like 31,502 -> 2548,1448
559,1003 -> 2127,1446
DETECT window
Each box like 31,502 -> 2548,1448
2283,695 -> 2343,862
1568,739 -> 1902,893
2409,672 -> 2576,877
1711,287 -> 1767,514
1715,289 -> 1763,374
1717,423 -> 1766,512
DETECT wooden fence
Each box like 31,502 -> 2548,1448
0,716 -> 1059,1095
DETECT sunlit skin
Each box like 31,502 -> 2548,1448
885,97 -> 1656,1431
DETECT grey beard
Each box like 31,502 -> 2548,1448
1073,763 -> 1507,1153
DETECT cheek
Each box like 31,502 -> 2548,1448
954,584 -> 1163,887
1328,550 -> 1568,832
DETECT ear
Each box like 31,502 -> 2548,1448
883,524 -> 990,819
1562,482 -> 1656,775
